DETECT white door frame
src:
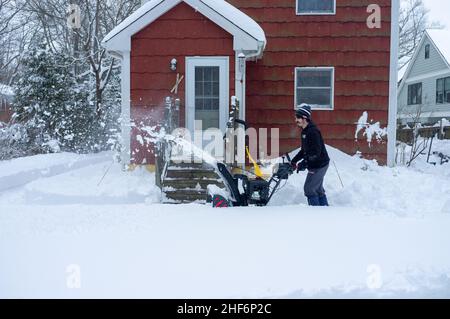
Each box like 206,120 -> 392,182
185,56 -> 229,135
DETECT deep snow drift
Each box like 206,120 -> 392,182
0,143 -> 449,298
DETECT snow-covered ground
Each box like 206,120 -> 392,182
0,142 -> 450,298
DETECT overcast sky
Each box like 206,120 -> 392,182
422,0 -> 450,29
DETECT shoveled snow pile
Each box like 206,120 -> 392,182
0,143 -> 449,298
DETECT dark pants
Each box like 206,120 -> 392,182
304,164 -> 328,197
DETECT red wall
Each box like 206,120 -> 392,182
0,99 -> 12,123
130,2 -> 235,165
228,0 -> 392,163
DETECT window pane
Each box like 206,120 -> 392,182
445,77 -> 450,91
204,82 -> 212,96
212,82 -> 219,96
195,98 -> 204,110
212,67 -> 219,82
298,0 -> 334,13
297,88 -> 331,107
204,67 -> 212,81
195,67 -> 203,81
298,70 -> 331,87
408,83 -> 422,105
211,98 -> 219,110
194,66 -> 221,130
296,68 -> 333,108
437,79 -> 444,91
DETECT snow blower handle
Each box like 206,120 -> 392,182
284,153 -> 292,164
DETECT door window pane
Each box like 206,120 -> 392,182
194,66 -> 220,129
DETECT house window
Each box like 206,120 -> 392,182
437,77 -> 450,104
295,67 -> 334,110
296,0 -> 335,15
425,44 -> 430,59
407,83 -> 422,105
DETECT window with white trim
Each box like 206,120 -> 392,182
407,83 -> 422,105
436,77 -> 450,104
296,0 -> 335,15
425,44 -> 430,59
295,67 -> 334,110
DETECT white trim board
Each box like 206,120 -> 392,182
388,0 -> 400,167
102,0 -> 266,55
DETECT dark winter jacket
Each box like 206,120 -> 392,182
292,121 -> 330,170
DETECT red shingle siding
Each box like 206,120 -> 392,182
228,0 -> 391,163
130,2 -> 235,165
0,98 -> 12,123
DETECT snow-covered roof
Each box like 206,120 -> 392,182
398,60 -> 410,82
103,0 -> 266,56
103,0 -> 162,44
426,29 -> 450,66
0,84 -> 13,96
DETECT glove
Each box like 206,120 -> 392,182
297,160 -> 308,172
291,162 -> 298,171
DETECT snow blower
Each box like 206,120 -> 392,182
209,119 -> 294,207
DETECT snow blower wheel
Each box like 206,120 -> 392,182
212,195 -> 230,208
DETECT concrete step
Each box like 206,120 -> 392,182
165,168 -> 220,179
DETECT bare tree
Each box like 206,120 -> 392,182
397,102 -> 432,166
398,0 -> 428,69
0,0 -> 29,85
19,0 -> 141,116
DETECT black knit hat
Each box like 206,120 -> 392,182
295,103 -> 312,119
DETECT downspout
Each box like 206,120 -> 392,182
238,41 -> 265,122
235,41 -> 265,169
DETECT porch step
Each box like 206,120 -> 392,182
163,179 -> 225,190
163,189 -> 209,203
161,161 -> 226,204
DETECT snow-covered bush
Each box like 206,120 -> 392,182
11,45 -> 97,154
0,123 -> 31,160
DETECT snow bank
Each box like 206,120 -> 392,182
0,152 -> 113,192
269,145 -> 450,216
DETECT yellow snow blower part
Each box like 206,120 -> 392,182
246,146 -> 264,179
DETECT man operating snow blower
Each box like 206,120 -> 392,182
291,104 -> 330,206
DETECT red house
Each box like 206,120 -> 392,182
0,84 -> 13,124
103,0 -> 399,168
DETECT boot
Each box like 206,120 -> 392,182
318,195 -> 329,206
307,196 -> 320,206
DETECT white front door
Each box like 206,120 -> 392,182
186,57 -> 229,136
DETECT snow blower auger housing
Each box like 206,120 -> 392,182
212,158 -> 293,207
210,145 -> 294,207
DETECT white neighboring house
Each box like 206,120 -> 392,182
398,29 -> 450,125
